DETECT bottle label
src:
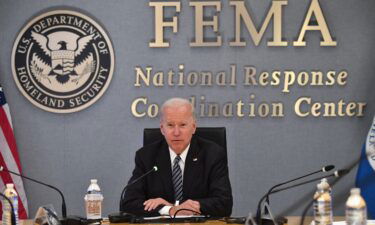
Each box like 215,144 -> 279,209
2,194 -> 19,225
346,208 -> 367,225
314,199 -> 333,225
85,199 -> 102,219
85,194 -> 103,219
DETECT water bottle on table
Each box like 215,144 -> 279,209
346,188 -> 367,225
2,183 -> 19,225
313,179 -> 333,225
84,179 -> 103,220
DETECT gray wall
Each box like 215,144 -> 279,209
0,0 -> 374,219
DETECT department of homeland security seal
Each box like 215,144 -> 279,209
12,10 -> 114,113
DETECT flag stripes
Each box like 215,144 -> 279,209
0,86 -> 28,219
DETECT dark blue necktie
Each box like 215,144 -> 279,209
172,155 -> 183,201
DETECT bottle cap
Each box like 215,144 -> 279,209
350,188 -> 360,195
320,178 -> 330,190
91,179 -> 97,183
6,183 -> 14,188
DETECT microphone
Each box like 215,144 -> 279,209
0,192 -> 16,225
119,166 -> 158,211
255,169 -> 347,225
271,169 -> 349,194
322,165 -> 335,172
0,166 -> 67,218
109,166 -> 158,223
266,165 -> 334,200
299,156 -> 366,225
256,165 -> 335,224
0,166 -> 82,225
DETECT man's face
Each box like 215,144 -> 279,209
160,105 -> 196,154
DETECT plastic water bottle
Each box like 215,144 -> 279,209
2,183 -> 19,225
84,179 -> 103,219
346,188 -> 367,225
313,179 -> 333,225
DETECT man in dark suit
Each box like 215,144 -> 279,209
121,98 -> 232,217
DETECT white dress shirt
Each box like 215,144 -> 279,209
158,145 -> 190,215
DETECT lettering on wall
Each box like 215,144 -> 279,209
149,0 -> 337,47
130,0 -> 367,119
131,64 -> 366,118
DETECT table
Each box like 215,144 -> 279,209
18,216 -> 342,225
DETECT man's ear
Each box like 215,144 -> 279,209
160,124 -> 165,136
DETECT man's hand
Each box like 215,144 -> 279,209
169,200 -> 201,216
143,198 -> 173,211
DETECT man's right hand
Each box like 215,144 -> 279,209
143,198 -> 173,211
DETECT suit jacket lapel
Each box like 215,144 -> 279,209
155,141 -> 174,201
183,136 -> 201,199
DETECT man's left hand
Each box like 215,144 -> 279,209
180,199 -> 201,214
169,199 -> 201,216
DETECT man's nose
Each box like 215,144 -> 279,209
173,126 -> 180,136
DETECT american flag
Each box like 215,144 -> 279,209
0,85 -> 28,219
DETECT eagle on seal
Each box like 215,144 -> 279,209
31,31 -> 94,84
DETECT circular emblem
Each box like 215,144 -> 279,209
12,10 -> 114,113
367,119 -> 375,170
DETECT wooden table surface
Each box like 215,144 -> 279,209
17,216 -> 344,225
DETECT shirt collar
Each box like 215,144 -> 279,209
169,144 -> 190,164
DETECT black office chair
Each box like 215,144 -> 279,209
143,127 -> 227,160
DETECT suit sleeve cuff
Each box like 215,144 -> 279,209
159,206 -> 172,215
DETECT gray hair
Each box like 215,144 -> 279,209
160,97 -> 196,121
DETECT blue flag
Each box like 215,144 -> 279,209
355,115 -> 375,219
